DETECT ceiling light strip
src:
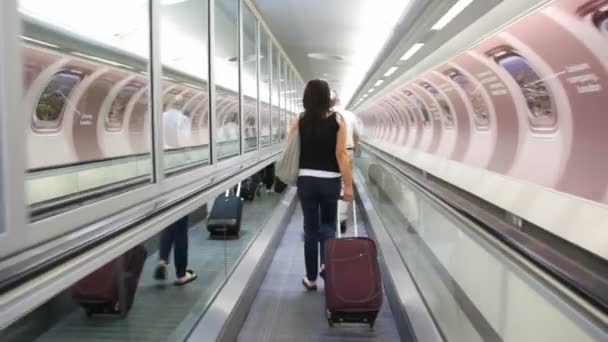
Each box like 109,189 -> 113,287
431,0 -> 474,30
400,43 -> 424,61
374,80 -> 384,87
384,67 -> 399,77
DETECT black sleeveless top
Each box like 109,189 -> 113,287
298,112 -> 340,173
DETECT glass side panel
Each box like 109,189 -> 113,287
271,43 -> 280,144
356,152 -> 602,342
1,192 -> 285,342
243,4 -> 258,152
160,0 -> 210,173
280,55 -> 287,141
259,29 -> 271,147
214,0 -> 240,159
19,0 -> 153,217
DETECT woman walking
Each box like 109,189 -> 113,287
287,79 -> 353,290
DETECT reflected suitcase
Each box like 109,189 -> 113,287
71,245 -> 147,318
207,183 -> 244,237
240,178 -> 260,201
325,196 -> 382,327
274,178 -> 287,193
338,181 -> 350,233
262,164 -> 275,190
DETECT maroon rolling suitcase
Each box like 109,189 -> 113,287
325,196 -> 383,327
71,245 -> 147,318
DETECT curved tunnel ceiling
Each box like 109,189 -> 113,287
250,0 -> 413,105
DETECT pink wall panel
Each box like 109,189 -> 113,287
395,92 -> 424,148
386,93 -> 411,145
402,85 -> 442,153
423,72 -> 471,160
359,0 -> 608,205
539,0 -> 608,201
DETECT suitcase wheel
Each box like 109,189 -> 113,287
326,311 -> 334,327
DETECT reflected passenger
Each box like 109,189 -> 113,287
154,216 -> 197,286
288,79 -> 353,290
330,90 -> 362,233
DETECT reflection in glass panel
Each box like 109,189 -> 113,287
259,29 -> 271,146
271,44 -> 280,144
421,82 -> 454,129
19,0 -> 153,214
280,55 -> 287,141
289,69 -> 296,118
34,70 -> 82,131
445,68 -> 490,129
215,0 -> 240,158
243,4 -> 258,152
489,47 -> 556,130
107,82 -> 143,131
161,0 -> 210,172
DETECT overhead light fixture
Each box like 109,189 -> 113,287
161,0 -> 187,5
72,52 -> 133,69
374,80 -> 384,87
182,82 -> 204,90
20,36 -> 59,49
431,0 -> 474,30
400,43 -> 424,61
384,67 -> 399,77
368,88 -> 375,93
307,53 -> 344,61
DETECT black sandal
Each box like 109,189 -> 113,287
301,277 -> 317,291
175,270 -> 197,286
154,264 -> 167,280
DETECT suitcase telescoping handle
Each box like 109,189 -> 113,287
226,182 -> 242,197
336,191 -> 358,238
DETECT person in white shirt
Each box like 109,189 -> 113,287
330,90 -> 362,233
330,90 -> 361,159
162,102 -> 192,149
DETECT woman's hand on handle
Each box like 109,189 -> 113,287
343,186 -> 353,202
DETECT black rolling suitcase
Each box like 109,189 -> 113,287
207,183 -> 244,237
71,245 -> 147,318
240,177 -> 260,201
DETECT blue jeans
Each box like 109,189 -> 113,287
159,216 -> 189,278
297,176 -> 341,281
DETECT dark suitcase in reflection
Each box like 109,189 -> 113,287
207,184 -> 243,238
325,198 -> 382,327
71,245 -> 147,318
274,177 -> 287,193
240,177 -> 260,201
262,163 -> 275,190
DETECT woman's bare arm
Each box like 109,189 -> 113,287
336,118 -> 353,201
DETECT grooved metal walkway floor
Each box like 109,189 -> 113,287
238,205 -> 401,342
36,192 -> 283,342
